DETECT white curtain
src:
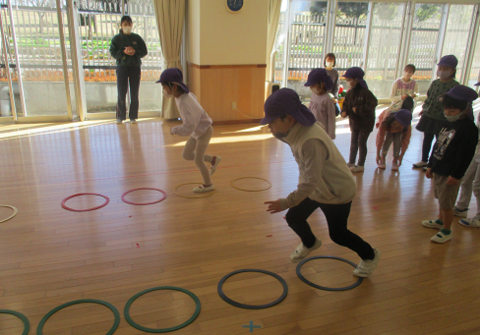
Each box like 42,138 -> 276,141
153,0 -> 186,119
266,0 -> 283,82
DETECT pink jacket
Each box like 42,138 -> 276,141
376,109 -> 411,156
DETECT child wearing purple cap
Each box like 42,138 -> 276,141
158,68 -> 221,193
454,81 -> 480,226
263,88 -> 380,277
414,55 -> 459,169
375,108 -> 412,171
422,85 -> 478,243
340,67 -> 378,172
304,68 -> 336,139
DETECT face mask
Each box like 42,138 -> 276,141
310,86 -> 321,95
123,26 -> 132,35
326,62 -> 334,69
162,88 -> 173,98
437,70 -> 452,80
444,113 -> 462,122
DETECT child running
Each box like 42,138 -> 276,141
157,68 -> 221,193
262,88 -> 380,277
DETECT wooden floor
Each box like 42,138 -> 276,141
1,107 -> 480,335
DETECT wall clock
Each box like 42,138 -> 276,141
226,0 -> 244,13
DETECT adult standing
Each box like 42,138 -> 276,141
109,15 -> 148,124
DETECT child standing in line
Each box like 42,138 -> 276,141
262,88 -> 380,277
414,55 -> 459,169
324,53 -> 341,116
341,67 -> 378,173
387,64 -> 419,113
453,81 -> 480,225
304,68 -> 336,139
375,108 -> 412,171
422,85 -> 478,243
157,68 -> 221,193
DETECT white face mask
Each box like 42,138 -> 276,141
444,111 -> 463,123
162,88 -> 173,98
437,70 -> 452,80
310,86 -> 321,95
123,26 -> 132,35
326,62 -> 334,69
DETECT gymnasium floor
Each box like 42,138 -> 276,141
1,103 -> 480,334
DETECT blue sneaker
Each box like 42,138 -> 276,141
453,207 -> 468,218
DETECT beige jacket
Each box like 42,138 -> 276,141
279,122 -> 357,210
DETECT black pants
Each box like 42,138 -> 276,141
116,66 -> 141,120
349,129 -> 371,166
285,198 -> 375,260
422,133 -> 435,162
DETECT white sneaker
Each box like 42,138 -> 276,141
290,238 -> 322,263
116,119 -> 123,124
347,163 -> 355,168
378,157 -> 386,169
431,231 -> 452,243
422,219 -> 443,229
459,216 -> 480,228
350,165 -> 365,173
130,119 -> 137,124
193,184 -> 215,193
391,160 -> 399,171
353,248 -> 380,278
413,161 -> 428,168
453,207 -> 468,218
210,156 -> 222,176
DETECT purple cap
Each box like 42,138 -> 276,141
437,55 -> 458,68
156,68 -> 190,93
342,67 -> 368,88
444,85 -> 478,102
260,88 -> 316,126
394,109 -> 412,127
304,68 -> 333,91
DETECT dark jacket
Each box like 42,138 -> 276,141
428,116 -> 478,180
342,83 -> 378,132
109,30 -> 148,67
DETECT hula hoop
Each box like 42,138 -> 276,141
230,177 -> 272,192
0,309 -> 29,335
61,193 -> 110,212
36,299 -> 120,335
124,286 -> 201,333
0,205 -> 18,223
296,256 -> 363,291
217,269 -> 288,309
121,188 -> 167,205
173,182 -> 215,199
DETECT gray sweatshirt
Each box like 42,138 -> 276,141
279,122 -> 357,210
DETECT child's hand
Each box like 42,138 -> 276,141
264,200 -> 283,214
411,93 -> 417,98
397,156 -> 403,166
419,110 -> 424,117
170,127 -> 175,135
376,154 -> 382,165
446,176 -> 459,185
341,111 -> 347,118
401,94 -> 408,99
352,107 -> 357,113
425,168 -> 433,179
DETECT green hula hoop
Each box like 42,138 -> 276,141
0,309 -> 30,335
124,286 -> 201,333
36,299 -> 120,335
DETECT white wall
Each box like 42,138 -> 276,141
188,0 -> 269,65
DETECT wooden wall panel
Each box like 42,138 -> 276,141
187,63 -> 266,123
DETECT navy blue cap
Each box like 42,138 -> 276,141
444,85 -> 478,102
304,68 -> 333,91
261,88 -> 316,126
437,55 -> 458,68
394,109 -> 412,127
156,68 -> 190,93
342,67 -> 368,88
475,82 -> 480,87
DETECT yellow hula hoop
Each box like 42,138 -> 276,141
231,177 -> 272,192
0,205 -> 18,223
174,182 -> 216,199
